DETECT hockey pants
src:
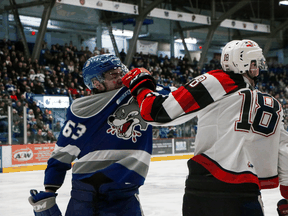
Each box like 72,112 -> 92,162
183,159 -> 264,216
65,180 -> 144,216
183,189 -> 264,216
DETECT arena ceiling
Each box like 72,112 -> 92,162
1,0 -> 288,65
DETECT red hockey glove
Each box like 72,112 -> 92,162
277,199 -> 288,216
122,68 -> 156,97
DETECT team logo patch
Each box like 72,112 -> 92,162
247,161 -> 254,168
245,41 -> 254,47
107,98 -> 148,143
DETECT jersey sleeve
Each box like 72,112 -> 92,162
44,108 -> 81,192
137,70 -> 246,124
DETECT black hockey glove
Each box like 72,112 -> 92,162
277,199 -> 288,216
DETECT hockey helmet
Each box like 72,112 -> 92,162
83,54 -> 129,90
221,39 -> 267,74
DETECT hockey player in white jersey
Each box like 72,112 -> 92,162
28,54 -> 157,216
122,40 -> 288,216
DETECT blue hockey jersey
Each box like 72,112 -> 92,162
44,87 -> 153,190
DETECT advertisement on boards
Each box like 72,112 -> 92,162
11,144 -> 55,165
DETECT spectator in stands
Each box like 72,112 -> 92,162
10,90 -> 18,102
10,69 -> 17,81
23,86 -> 34,103
14,101 -> 23,115
27,130 -> 34,144
43,109 -> 51,122
29,69 -> 37,81
67,61 -> 75,73
27,123 -> 34,144
6,78 -> 16,92
18,94 -> 27,106
34,81 -> 45,94
53,121 -> 62,132
0,83 -> 8,96
46,82 -> 57,95
15,89 -> 22,101
15,38 -> 24,53
27,109 -> 35,123
68,82 -> 79,96
119,49 -> 126,63
167,126 -> 177,138
36,114 -> 45,129
0,101 -> 8,115
34,107 -> 43,119
12,108 -> 21,123
45,130 -> 57,143
12,119 -> 22,143
59,88 -> 68,96
159,127 -> 169,138
35,70 -> 45,83
34,129 -> 45,143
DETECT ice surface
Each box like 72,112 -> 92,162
0,159 -> 281,216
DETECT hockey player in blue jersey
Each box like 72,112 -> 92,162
28,54 -> 156,216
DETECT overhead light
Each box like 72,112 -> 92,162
279,0 -> 288,5
112,29 -> 133,38
175,37 -> 197,44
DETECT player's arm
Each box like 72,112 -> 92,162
277,125 -> 288,216
123,69 -> 227,123
44,142 -> 78,192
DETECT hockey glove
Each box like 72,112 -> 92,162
28,189 -> 62,216
277,199 -> 288,216
122,68 -> 156,97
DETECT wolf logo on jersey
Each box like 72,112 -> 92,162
107,98 -> 148,143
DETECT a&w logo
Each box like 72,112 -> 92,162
33,201 -> 46,211
107,98 -> 148,143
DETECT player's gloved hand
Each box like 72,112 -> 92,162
122,67 -> 156,97
28,189 -> 62,216
277,199 -> 288,216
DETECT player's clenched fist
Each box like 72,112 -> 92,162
122,67 -> 156,97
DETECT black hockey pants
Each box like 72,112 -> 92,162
183,159 -> 264,216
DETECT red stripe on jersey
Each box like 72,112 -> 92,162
259,177 -> 279,189
192,154 -> 260,188
208,70 -> 238,93
280,185 -> 288,199
137,89 -> 154,121
172,86 -> 200,113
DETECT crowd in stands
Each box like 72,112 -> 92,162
0,38 -> 288,143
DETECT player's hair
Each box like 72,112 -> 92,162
220,39 -> 267,74
82,54 -> 128,91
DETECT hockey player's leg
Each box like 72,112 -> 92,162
97,182 -> 144,216
182,189 -> 264,216
65,180 -> 98,216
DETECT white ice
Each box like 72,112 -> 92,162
0,159 -> 282,216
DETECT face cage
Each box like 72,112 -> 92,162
91,64 -> 129,89
256,56 -> 268,71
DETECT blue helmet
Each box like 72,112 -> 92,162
82,54 -> 128,90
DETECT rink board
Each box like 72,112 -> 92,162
2,154 -> 194,173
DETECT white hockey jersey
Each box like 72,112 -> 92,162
136,69 -> 288,198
